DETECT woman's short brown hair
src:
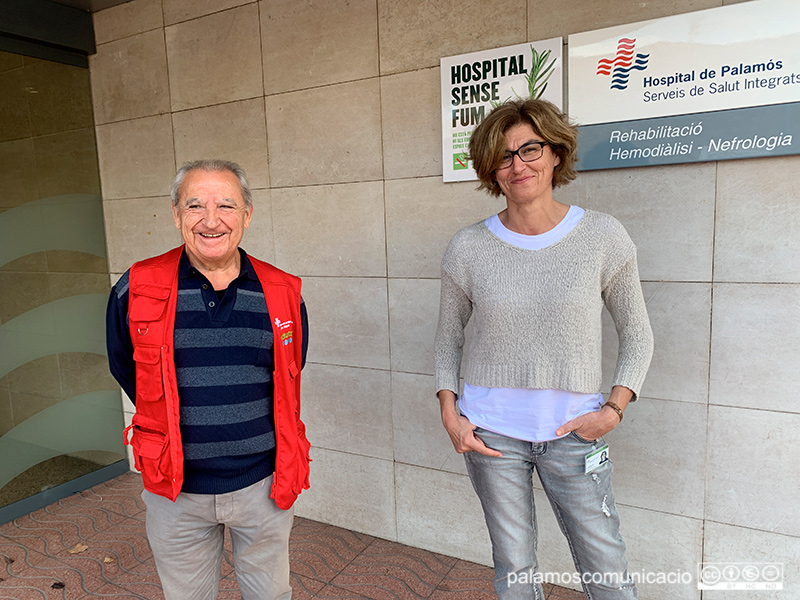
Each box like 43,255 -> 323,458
469,99 -> 579,197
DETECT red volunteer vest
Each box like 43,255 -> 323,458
123,246 -> 310,509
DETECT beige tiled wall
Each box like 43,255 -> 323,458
91,1 -> 798,597
260,0 -> 379,94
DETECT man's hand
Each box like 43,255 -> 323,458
438,391 -> 502,457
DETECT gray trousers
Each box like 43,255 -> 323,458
142,475 -> 293,600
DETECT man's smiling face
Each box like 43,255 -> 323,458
172,169 -> 253,270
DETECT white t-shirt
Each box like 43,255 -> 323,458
458,206 -> 605,442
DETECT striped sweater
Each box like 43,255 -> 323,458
107,249 -> 308,494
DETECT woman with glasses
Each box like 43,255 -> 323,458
434,99 -> 653,600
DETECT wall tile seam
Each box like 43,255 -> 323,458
309,445 -> 393,462
710,281 -> 800,285
387,277 -> 440,282
705,403 -> 800,416
377,44 -> 392,399
94,112 -> 173,129
382,173 -> 448,182
701,519 -> 800,540
0,65 -> 25,74
607,395 -> 710,407
3,269 -> 110,278
163,2 -> 259,30
101,195 -> 171,202
376,64 -> 387,190
378,66 -> 440,79
639,279 -> 713,284
602,500 -> 705,522
1,268 -> 98,275
390,465 -> 467,483
310,445 -> 394,462
2,135 -> 45,145
599,388 -> 708,402
389,368 -> 434,378
263,74 -> 384,100
390,399 -> 401,543
260,98 -> 274,211
380,63 -> 450,78
642,280 -> 800,285
392,462 -> 470,478
265,73 -> 388,98
252,2 -> 273,205
268,179 -> 384,190
5,122 -> 94,141
92,25 -> 165,47
6,126 -> 101,142
167,96 -> 267,118
296,275 -> 391,281
171,94 -> 269,115
305,361 -> 392,375
272,271 -> 389,279
268,179 -> 386,191
385,175 -> 451,185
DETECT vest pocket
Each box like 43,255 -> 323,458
133,345 -> 164,402
129,284 -> 171,321
128,414 -> 169,483
129,285 -> 170,339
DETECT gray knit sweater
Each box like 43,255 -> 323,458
434,210 -> 653,398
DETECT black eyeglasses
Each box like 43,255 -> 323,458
497,141 -> 551,169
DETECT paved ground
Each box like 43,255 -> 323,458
0,472 -> 584,599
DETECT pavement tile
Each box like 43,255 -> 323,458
314,582 -> 373,598
0,556 -> 112,599
1,472 -> 584,599
80,580 -> 158,599
289,520 -> 373,584
56,476 -> 145,520
436,559 -> 495,593
331,538 -> 456,599
3,508 -> 146,561
548,586 -> 586,599
430,590 -> 496,600
108,578 -> 165,600
291,572 -> 327,599
0,535 -> 52,571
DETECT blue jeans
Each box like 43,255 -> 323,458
464,428 -> 637,600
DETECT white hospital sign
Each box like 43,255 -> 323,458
568,0 -> 800,170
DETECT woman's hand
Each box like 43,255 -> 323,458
438,391 -> 502,457
555,407 -> 619,441
555,385 -> 635,441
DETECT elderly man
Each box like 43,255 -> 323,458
106,159 -> 309,600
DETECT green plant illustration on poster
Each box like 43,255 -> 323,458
491,45 -> 558,108
524,45 -> 557,99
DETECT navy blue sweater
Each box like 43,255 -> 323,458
106,249 -> 308,494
